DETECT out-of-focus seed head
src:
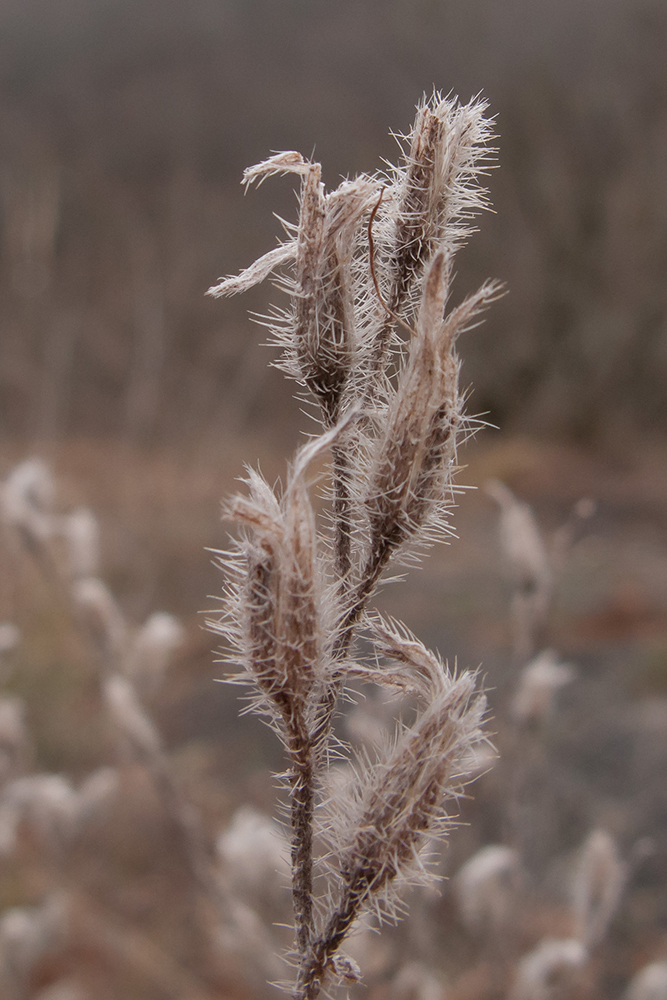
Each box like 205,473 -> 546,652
61,507 -> 100,579
625,961 -> 667,1000
512,649 -> 575,725
2,458 -> 55,545
126,611 -> 185,695
103,674 -> 161,757
510,938 -> 588,1000
455,844 -> 524,937
72,577 -> 128,664
573,828 -> 626,948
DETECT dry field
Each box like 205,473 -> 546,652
0,431 -> 665,999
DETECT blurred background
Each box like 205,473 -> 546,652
0,1 -> 666,998
1,0 -> 667,445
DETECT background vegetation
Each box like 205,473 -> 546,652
1,0 -> 666,445
0,3 -> 666,998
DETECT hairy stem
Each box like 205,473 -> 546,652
288,734 -> 315,956
331,444 -> 352,585
296,893 -> 359,1000
332,537 -> 397,661
311,548 -> 391,752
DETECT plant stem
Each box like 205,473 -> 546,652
289,734 -> 315,956
331,443 -> 352,585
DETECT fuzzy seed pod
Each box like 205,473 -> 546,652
2,458 -> 55,546
509,938 -> 588,1000
0,894 -> 69,999
573,828 -> 626,948
387,96 -> 492,311
512,650 -> 575,725
487,480 -> 552,659
455,844 -> 524,938
289,174 -> 380,424
303,645 -> 486,999
487,480 -> 552,598
228,473 -> 320,732
0,775 -> 78,855
332,675 -> 484,898
0,623 -> 20,657
390,962 -> 448,1000
625,961 -> 667,1000
210,154 -> 379,425
209,95 -> 498,1000
346,258 -> 499,640
215,423 -> 350,737
216,805 -> 290,907
369,93 -> 494,371
72,577 -> 128,665
103,673 -> 161,757
126,611 -> 185,694
60,507 -> 100,578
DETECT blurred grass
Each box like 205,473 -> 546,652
0,430 -> 666,996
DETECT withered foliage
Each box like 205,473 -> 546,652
208,94 -> 499,999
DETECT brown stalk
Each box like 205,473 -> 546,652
210,96 -> 497,1000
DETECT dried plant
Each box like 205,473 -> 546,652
508,937 -> 588,1000
511,649 -> 575,727
454,844 -> 524,940
487,480 -> 594,665
625,961 -> 667,1000
446,486 -> 656,998
0,457 -> 263,996
0,894 -> 69,1000
572,828 -> 627,950
207,93 -> 499,998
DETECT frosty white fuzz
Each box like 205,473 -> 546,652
510,938 -> 588,1000
487,479 -> 552,660
126,611 -> 185,694
511,649 -> 575,725
625,962 -> 667,1000
572,828 -> 626,948
0,893 -> 69,998
486,480 -> 551,593
390,962 -> 448,1000
455,844 -> 523,937
0,775 -> 79,855
60,507 -> 100,579
0,457 -> 238,989
208,93 -> 498,1000
0,768 -> 118,857
1,458 -> 55,544
0,624 -> 20,657
217,805 -> 290,901
103,674 -> 161,756
72,577 -> 128,664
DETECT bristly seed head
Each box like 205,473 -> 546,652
207,93 -> 499,1000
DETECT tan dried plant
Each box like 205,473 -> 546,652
207,93 -> 500,1000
